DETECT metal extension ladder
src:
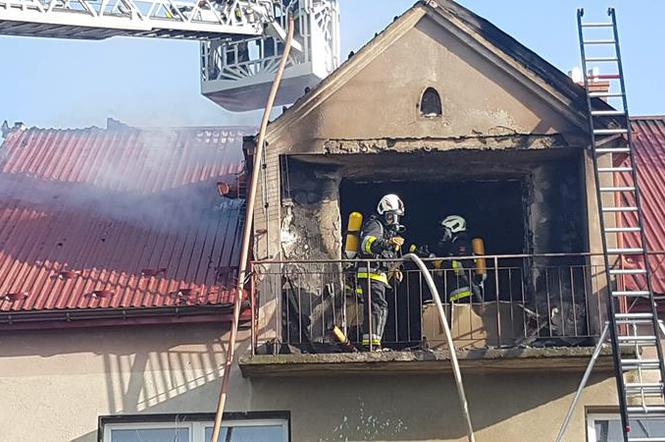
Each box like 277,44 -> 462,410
577,7 -> 665,441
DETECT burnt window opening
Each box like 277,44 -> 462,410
340,178 -> 528,347
419,87 -> 442,118
340,179 -> 526,263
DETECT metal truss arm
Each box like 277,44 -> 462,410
0,0 -> 279,40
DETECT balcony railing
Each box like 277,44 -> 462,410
248,252 -> 665,356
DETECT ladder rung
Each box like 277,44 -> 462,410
591,110 -> 626,116
625,382 -> 663,389
621,359 -> 661,370
589,74 -> 622,80
615,319 -> 654,325
582,22 -> 614,28
627,389 -> 664,395
626,392 -> 664,399
596,147 -> 631,154
590,92 -> 625,98
617,319 -> 654,326
619,344 -> 659,350
600,186 -> 636,192
627,405 -> 665,416
617,335 -> 657,342
613,291 -> 651,298
598,166 -> 633,172
610,268 -> 647,275
628,438 -> 665,442
602,206 -> 638,212
607,248 -> 644,254
594,128 -> 628,135
585,57 -> 619,62
616,313 -> 654,320
605,227 -> 642,233
583,39 -> 616,45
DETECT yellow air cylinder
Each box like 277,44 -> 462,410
344,212 -> 364,258
472,238 -> 487,277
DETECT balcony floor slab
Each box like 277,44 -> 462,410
239,346 -> 617,377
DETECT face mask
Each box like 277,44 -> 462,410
441,228 -> 452,243
385,212 -> 399,225
385,212 -> 405,233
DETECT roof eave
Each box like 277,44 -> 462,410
0,304 -> 250,331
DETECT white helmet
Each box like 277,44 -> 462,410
377,194 -> 405,216
441,215 -> 466,233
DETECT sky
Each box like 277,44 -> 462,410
0,0 -> 663,129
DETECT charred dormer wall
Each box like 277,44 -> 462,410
276,147 -> 591,344
248,5 -> 602,345
279,147 -> 588,264
280,159 -> 342,262
253,8 -> 594,263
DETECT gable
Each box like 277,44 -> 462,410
266,2 -> 590,151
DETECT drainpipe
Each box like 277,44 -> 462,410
210,16 -> 296,442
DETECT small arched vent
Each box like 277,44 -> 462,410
420,87 -> 442,118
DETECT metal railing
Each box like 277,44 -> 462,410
201,0 -> 339,82
248,252 -> 665,355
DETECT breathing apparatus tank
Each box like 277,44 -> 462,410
344,212 -> 364,258
472,238 -> 487,278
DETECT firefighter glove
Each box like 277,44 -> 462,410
390,269 -> 404,284
389,236 -> 405,250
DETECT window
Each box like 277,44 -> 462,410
203,420 -> 287,442
103,417 -> 288,442
587,413 -> 665,441
105,423 -> 189,442
419,87 -> 442,117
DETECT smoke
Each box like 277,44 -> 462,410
0,126 -> 247,233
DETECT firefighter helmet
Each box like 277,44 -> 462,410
441,215 -> 466,233
377,194 -> 405,216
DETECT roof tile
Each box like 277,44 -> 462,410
617,117 -> 665,294
0,124 -> 251,315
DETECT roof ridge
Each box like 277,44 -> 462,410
631,115 -> 665,121
2,122 -> 256,133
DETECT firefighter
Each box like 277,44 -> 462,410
437,215 -> 483,303
357,194 -> 406,350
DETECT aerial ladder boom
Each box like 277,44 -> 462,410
0,0 -> 340,111
0,0 -> 278,40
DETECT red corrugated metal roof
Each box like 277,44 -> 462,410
0,123 -> 251,319
616,117 -> 665,294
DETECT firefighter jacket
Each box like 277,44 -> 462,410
357,215 -> 399,286
436,232 -> 476,302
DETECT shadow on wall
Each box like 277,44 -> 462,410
0,323 -> 238,442
249,371 -> 610,441
1,319 -> 610,442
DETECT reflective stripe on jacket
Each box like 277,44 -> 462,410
360,217 -> 386,257
356,271 -> 389,286
449,286 -> 472,302
452,259 -> 465,276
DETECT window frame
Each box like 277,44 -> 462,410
586,411 -> 665,441
99,412 -> 291,442
103,421 -> 192,442
418,86 -> 443,119
587,412 -> 621,441
199,418 -> 289,442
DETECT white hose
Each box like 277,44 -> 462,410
209,16 -> 296,442
404,253 -> 476,442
